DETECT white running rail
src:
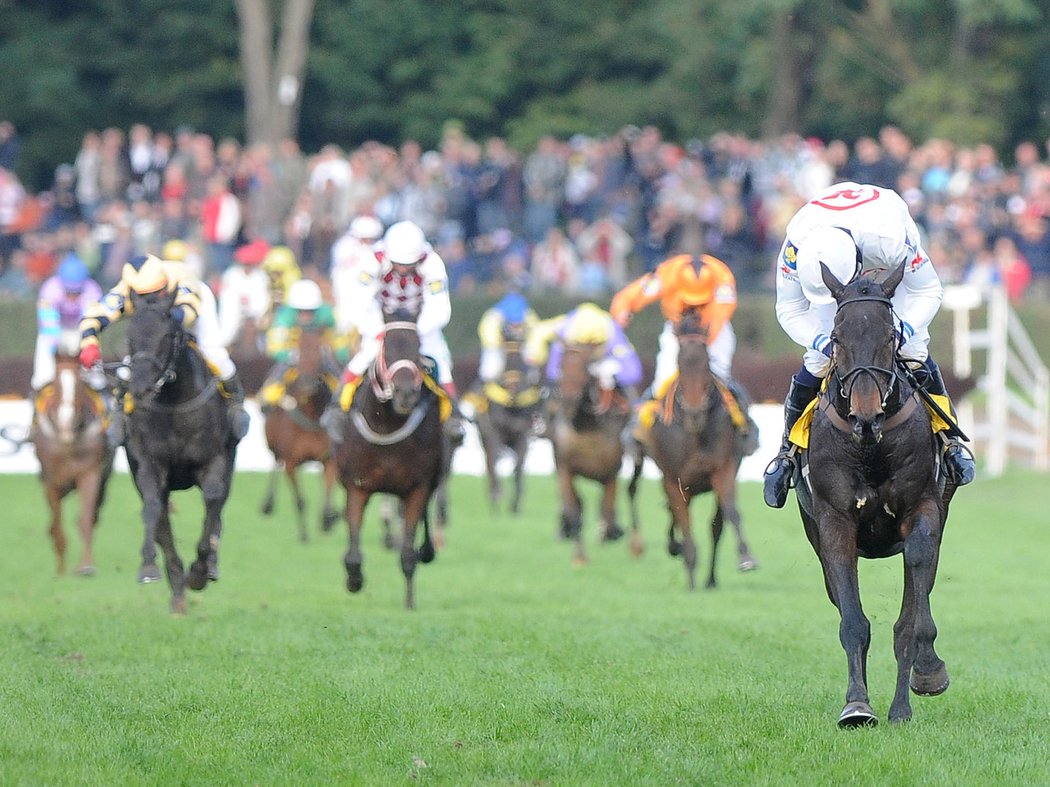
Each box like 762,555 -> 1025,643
942,284 -> 1050,476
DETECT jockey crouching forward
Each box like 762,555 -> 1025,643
471,292 -> 541,405
610,251 -> 758,453
78,254 -> 250,446
526,302 -> 643,418
259,278 -> 348,410
763,182 -> 976,509
333,220 -> 464,441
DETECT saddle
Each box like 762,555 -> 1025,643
636,371 -> 749,437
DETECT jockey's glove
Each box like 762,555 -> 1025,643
590,358 -> 621,391
79,343 -> 101,369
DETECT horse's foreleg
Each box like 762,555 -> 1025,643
74,471 -> 102,576
482,432 -> 502,513
44,483 -> 67,575
663,476 -> 696,590
712,469 -> 758,580
400,486 -> 430,610
380,495 -> 399,550
286,462 -> 308,543
510,433 -> 529,516
556,465 -> 585,565
261,463 -> 279,516
815,516 -> 875,727
344,488 -> 368,593
138,490 -> 164,584
599,477 -> 623,543
626,450 -> 645,558
891,501 -> 949,723
706,503 -> 724,589
320,458 -> 340,533
187,470 -> 229,593
152,492 -> 186,614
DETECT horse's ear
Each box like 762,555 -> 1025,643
820,262 -> 846,302
882,258 -> 907,298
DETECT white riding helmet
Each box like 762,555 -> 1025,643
287,278 -> 323,310
349,215 -> 384,241
796,226 -> 862,305
382,221 -> 431,266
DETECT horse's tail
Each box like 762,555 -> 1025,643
416,500 -> 436,563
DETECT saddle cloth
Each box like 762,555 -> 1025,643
260,368 -> 339,409
338,374 -> 451,423
789,391 -> 955,450
636,371 -> 748,436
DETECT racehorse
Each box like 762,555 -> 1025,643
261,325 -> 340,542
626,308 -> 757,590
332,309 -> 445,610
474,327 -> 541,514
123,290 -> 238,614
549,342 -> 631,565
31,343 -> 115,575
798,261 -> 958,727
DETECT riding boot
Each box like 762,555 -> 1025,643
921,358 -> 976,485
221,373 -> 250,441
763,376 -> 821,508
724,377 -> 760,457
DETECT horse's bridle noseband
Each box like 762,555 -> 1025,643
131,322 -> 185,395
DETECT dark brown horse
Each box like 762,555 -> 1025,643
261,325 -> 340,542
626,308 -> 757,590
550,342 -> 631,565
123,290 -> 238,614
331,310 -> 445,609
798,261 -> 958,727
31,346 -> 115,575
475,329 -> 541,514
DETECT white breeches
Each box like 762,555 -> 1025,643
193,285 -> 237,380
652,320 -> 735,393
31,335 -> 57,391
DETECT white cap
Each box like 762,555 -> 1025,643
349,215 -> 383,240
382,221 -> 430,265
796,226 -> 861,305
287,279 -> 323,310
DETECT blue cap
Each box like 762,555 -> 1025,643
58,253 -> 89,290
496,292 -> 528,323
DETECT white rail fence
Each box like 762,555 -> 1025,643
942,284 -> 1050,476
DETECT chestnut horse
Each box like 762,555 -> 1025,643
31,346 -> 115,575
797,261 -> 959,727
474,328 -> 541,514
123,290 -> 238,614
550,342 -> 631,565
626,308 -> 757,590
331,310 -> 444,609
261,325 -> 340,542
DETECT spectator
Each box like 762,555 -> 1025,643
199,175 -> 242,275
530,225 -> 580,294
993,234 -> 1032,302
0,121 -> 21,171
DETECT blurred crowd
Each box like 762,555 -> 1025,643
1,118 -> 1048,305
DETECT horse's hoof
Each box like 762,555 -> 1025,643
571,556 -> 588,568
321,510 -> 339,533
911,664 -> 950,696
346,562 -> 364,593
604,524 -> 625,542
206,554 -> 219,582
417,542 -> 436,564
838,702 -> 878,728
668,541 -> 682,557
138,565 -> 162,584
170,597 -> 187,616
738,557 -> 759,572
76,564 -> 96,577
261,500 -> 274,516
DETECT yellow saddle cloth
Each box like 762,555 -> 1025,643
789,392 -> 956,450
469,381 -> 542,415
260,368 -> 339,408
338,374 -> 451,423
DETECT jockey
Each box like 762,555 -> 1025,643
338,220 -> 463,438
331,214 -> 384,335
78,253 -> 250,444
218,238 -> 272,347
763,181 -> 976,509
262,245 -> 302,313
610,250 -> 756,448
32,253 -> 103,394
259,278 -> 347,411
477,292 -> 539,384
527,302 -> 643,395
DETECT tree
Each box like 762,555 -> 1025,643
234,0 -> 316,146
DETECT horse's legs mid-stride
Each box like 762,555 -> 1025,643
73,468 -> 103,575
556,464 -> 585,565
890,499 -> 949,723
710,465 -> 758,579
482,426 -> 503,512
151,492 -> 187,615
599,477 -> 623,542
44,484 -> 68,575
626,449 -> 646,558
662,476 -> 697,590
260,463 -> 279,516
187,466 -> 230,593
320,458 -> 340,533
399,484 -> 431,610
510,431 -> 529,515
284,461 -> 308,543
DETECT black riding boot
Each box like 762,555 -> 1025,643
221,373 -> 250,441
763,376 -> 820,508
921,359 -> 976,485
724,377 -> 760,456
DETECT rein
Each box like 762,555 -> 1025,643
129,327 -> 219,413
830,293 -> 900,413
349,401 -> 429,445
370,321 -> 423,401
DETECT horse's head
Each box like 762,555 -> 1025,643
374,309 -> 423,416
288,325 -> 331,414
558,342 -> 599,415
824,259 -> 905,443
126,289 -> 183,402
41,350 -> 97,445
674,308 -> 713,433
499,325 -> 531,397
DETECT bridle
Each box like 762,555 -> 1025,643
370,321 -> 423,402
830,293 -> 900,412
131,320 -> 185,396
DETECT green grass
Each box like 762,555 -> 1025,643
1,470 -> 1048,785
